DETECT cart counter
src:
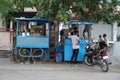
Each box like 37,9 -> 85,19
64,38 -> 89,61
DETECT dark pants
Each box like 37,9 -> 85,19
70,49 -> 79,64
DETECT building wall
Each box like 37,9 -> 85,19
0,32 -> 13,50
112,42 -> 120,61
78,21 -> 113,41
91,22 -> 120,61
91,22 -> 112,41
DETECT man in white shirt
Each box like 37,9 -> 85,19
70,31 -> 80,65
103,34 -> 109,47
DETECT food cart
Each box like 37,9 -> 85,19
14,18 -> 50,62
63,21 -> 95,61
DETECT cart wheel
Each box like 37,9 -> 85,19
33,49 -> 48,62
20,48 -> 30,56
19,48 -> 30,63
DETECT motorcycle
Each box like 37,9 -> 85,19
84,44 -> 109,72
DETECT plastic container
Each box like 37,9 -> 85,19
56,46 -> 64,53
55,53 -> 62,63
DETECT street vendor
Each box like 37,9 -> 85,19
70,31 -> 80,66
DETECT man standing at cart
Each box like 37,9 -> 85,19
70,31 -> 80,66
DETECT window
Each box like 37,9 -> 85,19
17,21 -> 48,37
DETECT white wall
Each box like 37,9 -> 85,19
0,32 -> 13,50
78,22 -> 113,41
91,22 -> 120,61
91,22 -> 112,41
112,42 -> 120,61
117,27 -> 120,41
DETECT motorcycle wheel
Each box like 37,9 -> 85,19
100,59 -> 109,72
84,55 -> 93,66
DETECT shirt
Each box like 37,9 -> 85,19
70,35 -> 80,49
103,37 -> 109,46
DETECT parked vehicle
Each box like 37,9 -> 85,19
84,44 -> 109,72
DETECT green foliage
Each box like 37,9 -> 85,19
1,0 -> 120,26
59,9 -> 69,21
0,0 -> 34,24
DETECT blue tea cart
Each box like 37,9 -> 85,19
14,18 -> 50,62
64,21 -> 95,61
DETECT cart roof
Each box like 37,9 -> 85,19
15,18 -> 49,23
64,21 -> 95,25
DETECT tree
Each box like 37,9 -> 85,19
1,0 -> 120,26
0,0 -> 34,27
33,0 -> 120,26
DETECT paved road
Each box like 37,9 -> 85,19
0,58 -> 120,80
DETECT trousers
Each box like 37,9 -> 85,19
70,49 -> 79,64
